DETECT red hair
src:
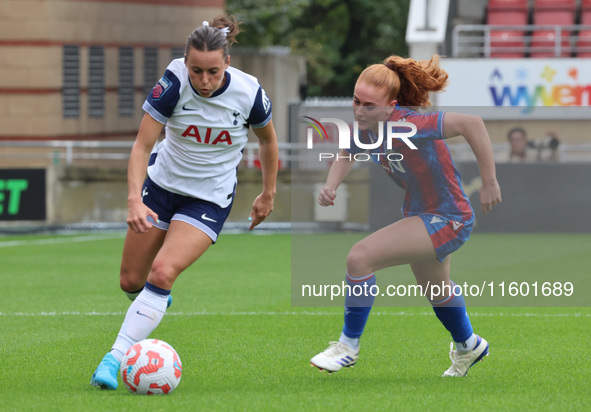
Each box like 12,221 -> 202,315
357,55 -> 449,107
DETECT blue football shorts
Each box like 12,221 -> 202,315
141,176 -> 233,243
417,213 -> 474,263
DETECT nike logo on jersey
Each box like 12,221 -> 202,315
201,213 -> 217,223
181,104 -> 200,111
430,216 -> 443,224
136,310 -> 154,320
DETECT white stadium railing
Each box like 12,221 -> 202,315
0,140 -> 310,168
1,140 -> 590,167
452,24 -> 591,58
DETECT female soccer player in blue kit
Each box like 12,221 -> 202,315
91,15 -> 278,390
310,55 -> 502,377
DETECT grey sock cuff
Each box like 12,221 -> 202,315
124,287 -> 144,301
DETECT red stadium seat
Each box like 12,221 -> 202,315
533,0 -> 575,25
487,0 -> 528,25
575,30 -> 591,57
531,0 -> 574,57
534,0 -> 575,10
534,11 -> 574,25
488,0 -> 528,9
530,30 -> 571,57
488,10 -> 528,25
490,30 -> 526,57
486,0 -> 529,58
582,0 -> 591,25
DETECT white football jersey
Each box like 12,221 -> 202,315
142,59 -> 272,208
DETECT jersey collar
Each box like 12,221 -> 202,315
189,70 -> 232,98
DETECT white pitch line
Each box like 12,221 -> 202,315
0,234 -> 124,248
0,311 -> 588,317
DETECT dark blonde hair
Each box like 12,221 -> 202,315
357,55 -> 449,107
185,14 -> 240,59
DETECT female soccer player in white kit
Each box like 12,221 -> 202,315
91,15 -> 278,390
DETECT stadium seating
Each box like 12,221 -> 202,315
487,0 -> 528,25
534,0 -> 576,8
487,0 -> 528,11
487,0 -> 528,57
533,0 -> 575,25
490,30 -> 527,58
530,0 -> 574,57
575,0 -> 591,56
575,30 -> 591,57
581,0 -> 591,24
530,30 -> 571,57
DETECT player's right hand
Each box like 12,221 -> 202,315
318,185 -> 336,207
479,180 -> 502,215
126,200 -> 159,233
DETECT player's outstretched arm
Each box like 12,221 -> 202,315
443,112 -> 502,214
250,120 -> 279,230
127,113 -> 164,233
318,149 -> 355,207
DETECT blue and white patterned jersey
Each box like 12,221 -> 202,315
142,59 -> 272,208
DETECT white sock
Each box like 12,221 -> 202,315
455,333 -> 477,353
110,287 -> 169,361
339,332 -> 360,351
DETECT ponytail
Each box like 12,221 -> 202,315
185,14 -> 240,59
358,54 -> 448,107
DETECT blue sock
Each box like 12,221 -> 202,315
430,281 -> 474,344
342,273 -> 376,340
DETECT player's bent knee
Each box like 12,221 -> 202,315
346,243 -> 372,276
147,259 -> 178,290
120,276 -> 138,293
119,268 -> 145,293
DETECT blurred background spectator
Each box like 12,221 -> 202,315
501,127 -> 560,162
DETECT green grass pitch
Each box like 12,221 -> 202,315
0,232 -> 589,411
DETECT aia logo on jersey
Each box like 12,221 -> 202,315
182,126 -> 232,145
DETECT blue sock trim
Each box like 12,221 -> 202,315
342,274 -> 376,339
432,306 -> 473,342
430,281 -> 473,342
145,281 -> 171,296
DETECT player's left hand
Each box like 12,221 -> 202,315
479,180 -> 502,215
249,192 -> 275,230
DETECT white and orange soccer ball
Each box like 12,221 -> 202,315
120,339 -> 182,395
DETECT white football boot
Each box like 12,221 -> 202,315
442,335 -> 489,377
310,341 -> 359,373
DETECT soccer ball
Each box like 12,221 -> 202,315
120,339 -> 182,395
